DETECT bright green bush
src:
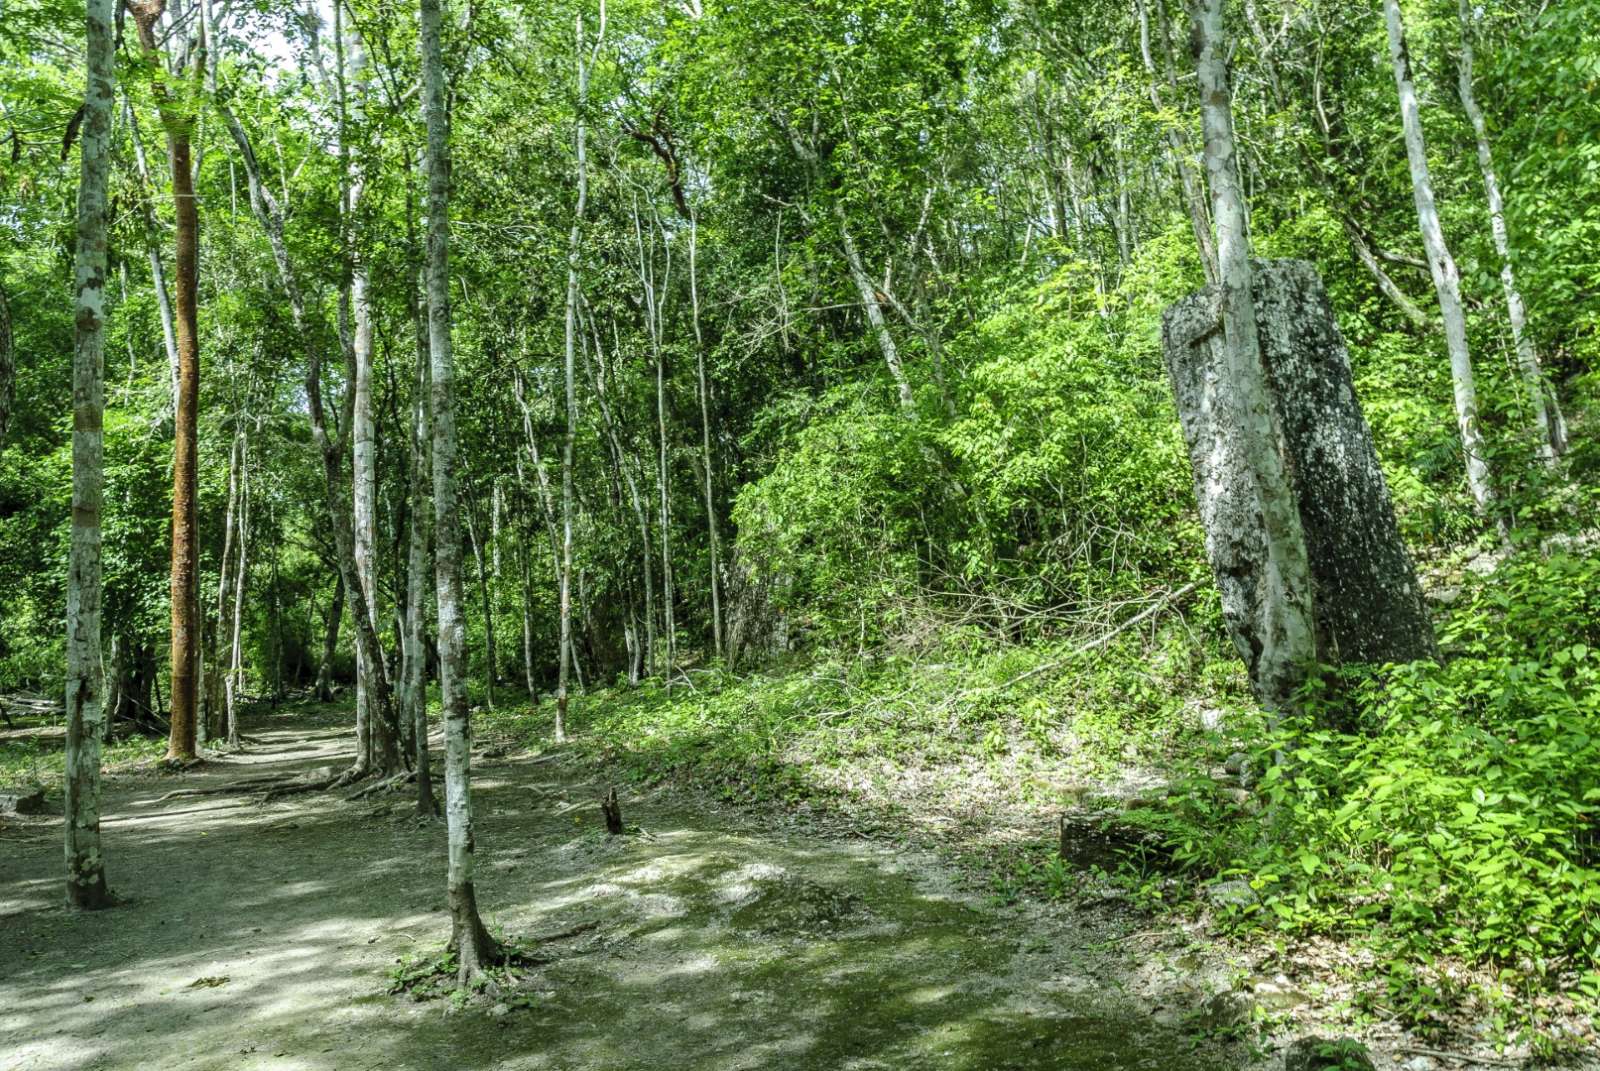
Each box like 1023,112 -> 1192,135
1138,551 -> 1600,980
731,231 -> 1205,652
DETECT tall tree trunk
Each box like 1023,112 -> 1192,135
64,0 -> 116,909
688,211 -> 724,659
207,428 -> 242,742
1384,0 -> 1495,512
0,272 -> 11,446
342,15 -> 397,773
404,285 -> 438,816
466,498 -> 497,709
519,542 -> 537,699
1137,0 -> 1217,285
1456,0 -> 1566,464
129,0 -> 203,764
557,8 -> 600,742
123,97 -> 180,405
216,91 -> 399,774
835,202 -> 915,414
1189,0 -> 1316,712
420,0 -> 501,980
316,571 -> 344,701
164,70 -> 201,767
225,435 -> 250,747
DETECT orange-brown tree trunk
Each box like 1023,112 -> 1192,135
167,132 -> 200,762
127,0 -> 202,763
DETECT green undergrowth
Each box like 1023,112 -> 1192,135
0,728 -> 166,792
484,613 -> 1245,813
1122,548 -> 1600,1046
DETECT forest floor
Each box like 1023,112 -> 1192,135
1,700 -> 1255,1071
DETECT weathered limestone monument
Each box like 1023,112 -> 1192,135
1163,259 -> 1437,696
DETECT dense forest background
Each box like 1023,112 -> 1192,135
3,0 -> 1599,1047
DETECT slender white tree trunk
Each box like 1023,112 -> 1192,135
1139,0 -> 1217,285
420,0 -> 500,980
1456,0 -> 1565,464
124,97 -> 180,405
208,428 -> 241,742
1384,0 -> 1495,511
688,211 -> 724,659
519,543 -> 537,699
556,8 -> 598,742
581,338 -> 658,677
1192,0 -> 1316,712
64,0 -> 116,910
217,96 -> 397,775
405,287 -> 438,816
225,436 -> 250,747
835,201 -> 915,414
466,498 -> 497,709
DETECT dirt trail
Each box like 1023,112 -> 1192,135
1,704 -> 1246,1071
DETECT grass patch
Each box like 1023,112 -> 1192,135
0,727 -> 167,790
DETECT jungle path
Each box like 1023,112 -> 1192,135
1,703 -> 1243,1071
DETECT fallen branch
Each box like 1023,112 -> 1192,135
156,770 -> 315,802
1393,1047 -> 1520,1068
260,772 -> 346,802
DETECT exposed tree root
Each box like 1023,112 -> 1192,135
152,760 -> 423,806
326,764 -> 373,791
344,771 -> 415,801
155,770 -> 313,802
260,771 -> 348,803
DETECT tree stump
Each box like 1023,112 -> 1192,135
600,786 -> 624,835
1163,259 -> 1436,689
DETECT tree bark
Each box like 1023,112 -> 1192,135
64,0 -> 117,909
1384,0 -> 1495,512
215,90 -> 400,772
128,0 -> 203,764
316,571 -> 344,702
466,497 -> 497,709
1456,0 -> 1565,464
1183,0 -> 1317,712
420,0 -> 501,980
0,272 -> 11,446
123,97 -> 180,405
1138,0 -> 1217,286
404,281 -> 438,816
225,435 -> 250,747
342,17 -> 397,773
688,211 -> 724,660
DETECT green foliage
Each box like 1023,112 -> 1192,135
0,730 -> 166,790
1132,550 -> 1600,1003
732,233 -> 1207,649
